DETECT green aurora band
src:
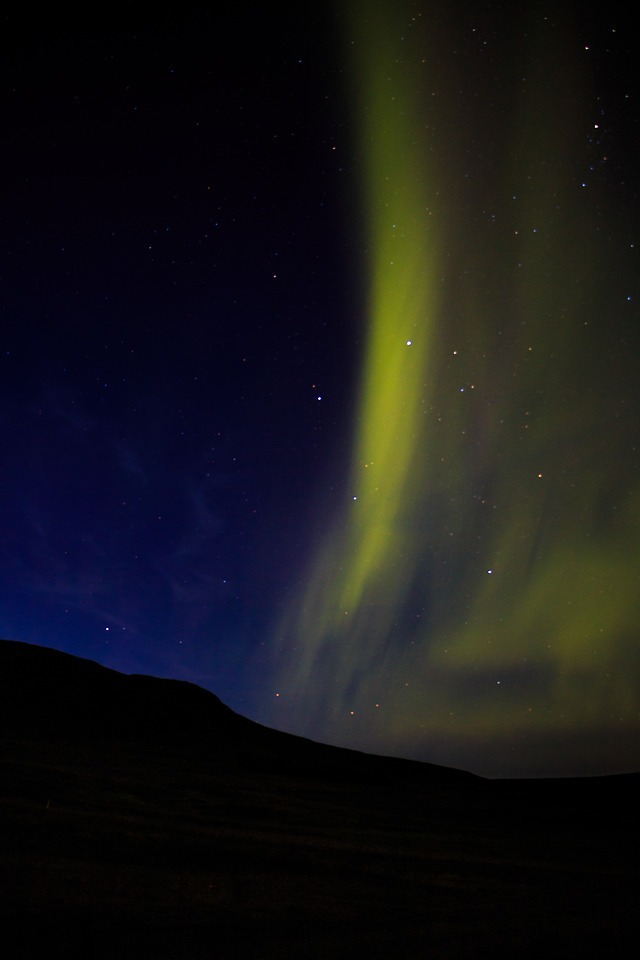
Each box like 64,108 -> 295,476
270,4 -> 640,776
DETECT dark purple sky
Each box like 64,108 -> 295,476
2,5 -> 353,679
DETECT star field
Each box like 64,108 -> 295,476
1,2 -> 638,777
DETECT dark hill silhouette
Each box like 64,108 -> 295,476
1,638 -> 639,959
0,637 -> 478,785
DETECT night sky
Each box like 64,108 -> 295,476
2,2 -> 639,778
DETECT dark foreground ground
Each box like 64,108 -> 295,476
1,640 -> 638,958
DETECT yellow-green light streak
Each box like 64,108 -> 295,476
272,3 -> 442,712
336,10 -> 438,619
269,3 -> 640,777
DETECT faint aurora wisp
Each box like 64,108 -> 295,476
269,3 -> 640,776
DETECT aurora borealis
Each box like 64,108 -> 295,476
2,3 -> 638,777
268,3 -> 640,776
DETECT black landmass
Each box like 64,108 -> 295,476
1,638 -> 638,959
